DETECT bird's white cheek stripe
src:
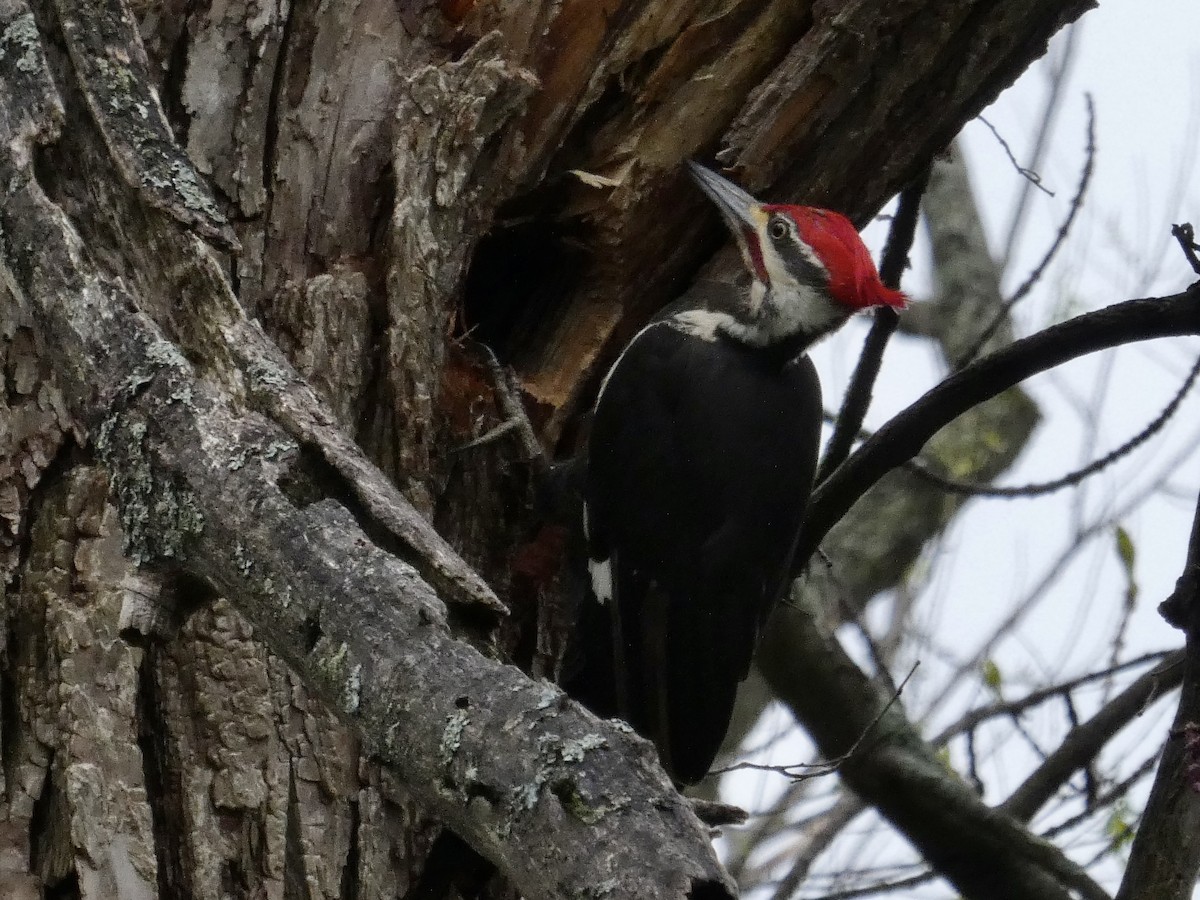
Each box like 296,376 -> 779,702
671,309 -> 735,342
589,558 -> 613,605
748,279 -> 767,314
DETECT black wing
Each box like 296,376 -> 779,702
578,321 -> 821,784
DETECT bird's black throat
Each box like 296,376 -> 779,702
718,327 -> 816,373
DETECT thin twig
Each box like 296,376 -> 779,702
711,663 -> 920,780
1038,751 -> 1160,841
817,167 -> 931,483
914,428 -> 1200,722
932,650 -> 1181,746
810,870 -> 936,899
999,23 -> 1080,270
1001,656 -> 1186,821
1172,222 -> 1200,275
978,115 -> 1055,198
766,795 -> 866,900
958,95 -> 1097,368
907,350 -> 1200,498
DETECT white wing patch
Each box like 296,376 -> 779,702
583,503 -> 612,604
589,558 -> 613,605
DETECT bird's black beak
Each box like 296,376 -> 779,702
686,162 -> 761,232
686,162 -> 768,282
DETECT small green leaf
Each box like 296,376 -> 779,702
981,659 -> 1003,694
1106,799 -> 1135,851
1114,525 -> 1139,607
1115,526 -> 1136,569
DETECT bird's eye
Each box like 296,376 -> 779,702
768,219 -> 789,241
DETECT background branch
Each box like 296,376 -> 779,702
957,93 -> 1097,368
758,589 -> 1109,900
816,166 -> 931,484
801,284 -> 1200,568
1001,655 -> 1184,821
908,350 -> 1200,497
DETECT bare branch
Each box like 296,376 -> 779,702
713,664 -> 920,781
812,871 -> 935,899
907,349 -> 1200,498
759,588 -> 1110,900
932,650 -> 1181,745
768,795 -> 867,900
817,167 -> 931,484
977,114 -> 1055,197
799,283 -> 1200,570
999,23 -> 1082,270
959,93 -> 1097,367
1039,752 -> 1161,841
1172,222 -> 1200,276
1001,655 -> 1185,821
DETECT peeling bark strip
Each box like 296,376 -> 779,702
386,34 -> 538,512
0,3 -> 734,899
54,0 -> 238,250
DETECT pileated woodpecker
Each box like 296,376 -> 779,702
409,164 -> 905,899
570,162 -> 906,785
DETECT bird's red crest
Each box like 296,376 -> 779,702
765,204 -> 907,311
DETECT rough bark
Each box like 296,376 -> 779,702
0,8 -> 734,899
0,0 -> 1105,898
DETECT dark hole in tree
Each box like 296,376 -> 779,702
42,871 -> 81,900
28,760 -> 54,873
688,879 -> 735,900
459,185 -> 591,359
277,445 -> 345,509
303,615 -> 323,653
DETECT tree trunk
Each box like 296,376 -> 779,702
0,1 -> 1095,898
